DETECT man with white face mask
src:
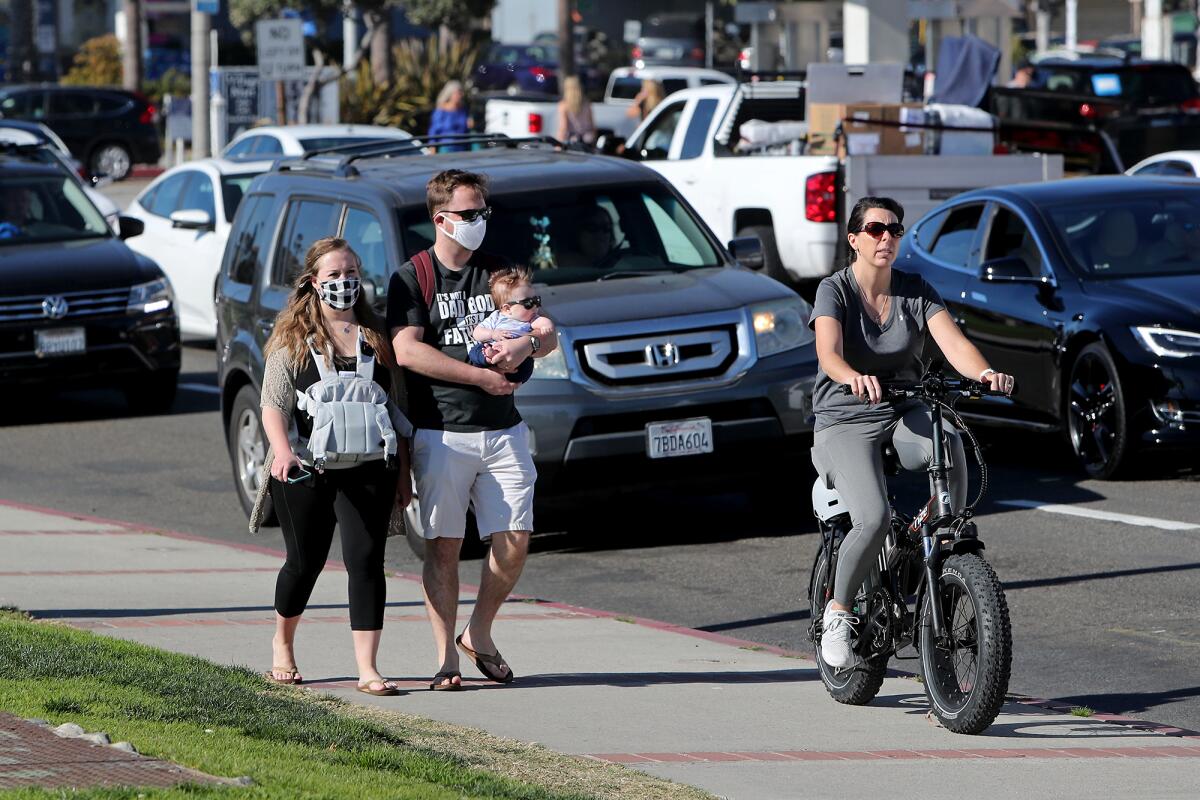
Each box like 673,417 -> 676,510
387,169 -> 558,692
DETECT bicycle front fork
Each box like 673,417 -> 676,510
922,524 -> 948,639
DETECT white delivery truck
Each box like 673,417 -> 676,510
614,70 -> 1064,289
485,66 -> 736,142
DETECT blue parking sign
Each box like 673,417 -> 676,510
194,0 -> 219,14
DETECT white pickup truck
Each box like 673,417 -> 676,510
485,66 -> 736,142
617,80 -> 1065,288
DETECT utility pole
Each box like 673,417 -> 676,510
122,0 -> 143,92
191,8 -> 211,158
558,0 -> 574,80
1065,0 -> 1077,50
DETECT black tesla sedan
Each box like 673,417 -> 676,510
898,176 -> 1200,479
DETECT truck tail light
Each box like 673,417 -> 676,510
805,171 -> 837,223
690,47 -> 705,61
1078,102 -> 1117,119
631,46 -> 643,60
528,112 -> 543,133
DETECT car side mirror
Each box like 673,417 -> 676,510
728,236 -> 765,270
170,209 -> 214,231
980,256 -> 1043,283
117,215 -> 144,240
596,134 -> 625,156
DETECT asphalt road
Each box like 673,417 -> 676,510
11,339 -> 1200,733
11,178 -> 1198,734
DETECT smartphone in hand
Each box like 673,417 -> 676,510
286,465 -> 312,484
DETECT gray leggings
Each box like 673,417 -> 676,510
811,404 -> 967,606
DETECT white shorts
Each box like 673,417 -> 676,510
412,423 -> 536,540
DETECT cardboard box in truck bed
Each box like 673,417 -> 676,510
808,103 -> 928,156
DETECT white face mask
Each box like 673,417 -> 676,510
317,277 -> 360,310
441,214 -> 487,251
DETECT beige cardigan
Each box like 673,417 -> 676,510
248,348 -> 409,533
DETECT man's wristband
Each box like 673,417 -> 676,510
979,368 -> 997,382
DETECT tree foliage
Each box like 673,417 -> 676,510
62,35 -> 123,86
341,35 -> 478,133
402,0 -> 496,37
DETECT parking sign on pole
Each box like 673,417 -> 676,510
255,19 -> 307,82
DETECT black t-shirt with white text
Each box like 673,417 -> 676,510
385,249 -> 521,432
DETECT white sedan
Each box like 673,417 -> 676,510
222,124 -> 411,159
123,158 -> 273,339
1125,150 -> 1200,177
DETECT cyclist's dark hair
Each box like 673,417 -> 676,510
846,196 -> 905,265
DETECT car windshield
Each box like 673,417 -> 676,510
221,173 -> 264,222
400,184 -> 723,285
1046,191 -> 1200,278
298,136 -> 404,152
609,78 -> 644,100
0,173 -> 109,246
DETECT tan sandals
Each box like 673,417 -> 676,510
357,679 -> 401,696
264,666 -> 302,685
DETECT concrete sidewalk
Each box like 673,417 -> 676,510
1,499 -> 1198,800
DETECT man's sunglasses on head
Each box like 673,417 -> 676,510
858,221 -> 905,239
443,206 -> 493,223
505,296 -> 542,310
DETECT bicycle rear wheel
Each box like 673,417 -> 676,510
920,553 -> 1012,734
809,544 -> 887,705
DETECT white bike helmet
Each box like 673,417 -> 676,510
812,475 -> 849,522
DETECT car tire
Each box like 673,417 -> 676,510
737,225 -> 791,286
124,369 -> 178,415
228,385 -> 275,524
1066,342 -> 1131,480
89,142 -> 133,181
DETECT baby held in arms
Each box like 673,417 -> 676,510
468,265 -> 553,383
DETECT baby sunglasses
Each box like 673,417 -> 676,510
505,296 -> 542,310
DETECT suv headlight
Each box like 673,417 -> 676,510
751,298 -> 813,358
530,345 -> 569,379
128,278 -> 174,315
1132,326 -> 1200,358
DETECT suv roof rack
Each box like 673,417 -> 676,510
274,133 -> 567,177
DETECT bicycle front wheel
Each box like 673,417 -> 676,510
920,553 -> 1012,734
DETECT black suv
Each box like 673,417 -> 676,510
0,143 -> 180,411
0,85 -> 162,180
216,137 -> 817,547
990,59 -> 1200,172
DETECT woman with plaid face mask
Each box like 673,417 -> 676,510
252,237 -> 412,697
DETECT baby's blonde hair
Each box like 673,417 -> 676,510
489,265 -> 534,307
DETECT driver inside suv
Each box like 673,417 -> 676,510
0,185 -> 35,238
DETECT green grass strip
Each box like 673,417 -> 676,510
0,611 -> 596,800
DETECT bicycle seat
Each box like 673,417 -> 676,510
881,443 -> 903,476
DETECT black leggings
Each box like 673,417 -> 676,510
270,461 -> 395,630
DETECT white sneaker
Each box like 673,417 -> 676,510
821,605 -> 859,669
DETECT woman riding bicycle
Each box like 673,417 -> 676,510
810,196 -> 1014,669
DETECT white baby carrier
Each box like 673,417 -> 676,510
293,331 -> 412,472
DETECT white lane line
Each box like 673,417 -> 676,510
996,499 -> 1200,531
179,383 -> 221,396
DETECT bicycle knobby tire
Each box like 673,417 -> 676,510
920,554 -> 1012,734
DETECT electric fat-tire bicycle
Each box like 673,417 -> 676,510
807,369 -> 1013,735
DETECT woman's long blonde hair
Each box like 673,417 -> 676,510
561,76 -> 587,116
642,79 -> 666,117
436,80 -> 465,110
264,237 -> 395,372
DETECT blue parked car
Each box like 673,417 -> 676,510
474,43 -> 560,95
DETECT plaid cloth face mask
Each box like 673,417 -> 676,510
318,277 -> 360,310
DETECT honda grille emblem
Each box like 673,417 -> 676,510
42,296 -> 69,320
646,342 -> 680,368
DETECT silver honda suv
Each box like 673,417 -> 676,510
216,138 -> 817,550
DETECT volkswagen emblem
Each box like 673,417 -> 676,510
42,295 -> 69,320
646,342 -> 680,368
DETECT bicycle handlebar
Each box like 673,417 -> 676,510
839,376 -> 1013,401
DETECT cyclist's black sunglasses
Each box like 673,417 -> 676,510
857,221 -> 905,239
506,296 -> 542,310
443,206 -> 493,222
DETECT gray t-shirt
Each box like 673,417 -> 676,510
808,267 -> 946,432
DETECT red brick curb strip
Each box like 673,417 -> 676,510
584,745 -> 1200,765
0,714 -> 226,790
